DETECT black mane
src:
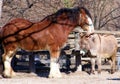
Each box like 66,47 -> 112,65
46,6 -> 92,24
55,6 -> 92,18
55,7 -> 80,16
52,7 -> 80,23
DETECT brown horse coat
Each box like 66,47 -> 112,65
80,34 -> 118,74
0,6 -> 94,78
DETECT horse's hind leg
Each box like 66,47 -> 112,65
2,50 -> 17,78
49,50 -> 62,78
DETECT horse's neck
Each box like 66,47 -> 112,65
62,25 -> 75,37
57,18 -> 77,27
37,18 -> 52,28
56,19 -> 76,34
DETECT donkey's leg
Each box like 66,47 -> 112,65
110,54 -> 116,74
97,57 -> 101,74
49,50 -> 62,78
91,58 -> 95,74
3,50 -> 16,78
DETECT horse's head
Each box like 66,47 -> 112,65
77,7 -> 94,34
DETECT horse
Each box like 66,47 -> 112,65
80,34 -> 118,74
0,6 -> 94,78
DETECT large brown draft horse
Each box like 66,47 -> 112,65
0,6 -> 94,78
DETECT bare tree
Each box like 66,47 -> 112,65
0,0 -> 3,19
77,0 -> 120,30
1,0 -> 120,30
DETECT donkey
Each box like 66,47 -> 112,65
80,34 -> 118,74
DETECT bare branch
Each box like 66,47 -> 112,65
26,0 -> 34,8
101,6 -> 120,20
100,15 -> 120,28
98,0 -> 108,28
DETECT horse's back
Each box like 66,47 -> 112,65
4,18 -> 33,30
1,18 -> 33,38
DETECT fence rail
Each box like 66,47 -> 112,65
73,28 -> 120,35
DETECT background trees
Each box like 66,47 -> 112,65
77,0 -> 120,30
0,0 -> 120,31
0,0 -> 3,22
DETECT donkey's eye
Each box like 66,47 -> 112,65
85,35 -> 89,38
92,37 -> 95,42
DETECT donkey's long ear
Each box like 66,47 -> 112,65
79,33 -> 88,39
79,32 -> 84,37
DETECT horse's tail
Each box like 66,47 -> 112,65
0,31 -> 4,75
0,26 -> 4,53
0,45 -> 4,74
0,27 -> 4,74
0,27 -> 2,44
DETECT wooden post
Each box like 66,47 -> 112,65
75,50 -> 81,71
29,52 -> 35,73
66,54 -> 71,71
74,32 -> 82,71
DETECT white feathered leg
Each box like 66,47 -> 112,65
49,58 -> 62,78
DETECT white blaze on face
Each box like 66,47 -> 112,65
86,15 -> 94,33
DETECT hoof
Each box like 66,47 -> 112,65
49,73 -> 62,78
3,70 -> 16,78
2,73 -> 11,78
110,70 -> 115,74
98,70 -> 101,74
90,70 -> 95,74
0,75 -> 3,79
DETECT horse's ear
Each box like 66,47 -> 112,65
80,8 -> 86,15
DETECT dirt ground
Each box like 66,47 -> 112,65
0,70 -> 120,84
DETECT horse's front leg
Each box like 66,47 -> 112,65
2,51 -> 16,78
49,50 -> 62,78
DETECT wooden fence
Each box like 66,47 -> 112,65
15,30 -> 120,72
66,30 -> 120,71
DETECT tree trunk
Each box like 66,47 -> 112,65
0,0 -> 3,19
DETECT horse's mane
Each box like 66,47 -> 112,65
52,7 -> 80,23
41,6 -> 92,24
48,6 -> 92,22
